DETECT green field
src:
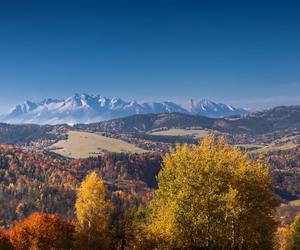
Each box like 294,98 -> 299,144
51,130 -> 147,158
150,128 -> 209,138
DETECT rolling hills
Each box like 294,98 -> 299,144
76,105 -> 300,135
0,105 -> 298,157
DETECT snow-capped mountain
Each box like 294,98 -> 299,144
0,94 -> 249,125
187,99 -> 248,117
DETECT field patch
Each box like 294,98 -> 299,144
250,134 -> 300,153
150,128 -> 209,138
51,130 -> 146,158
289,199 -> 300,206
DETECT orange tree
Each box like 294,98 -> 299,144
8,212 -> 75,250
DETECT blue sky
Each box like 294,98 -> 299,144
0,0 -> 299,113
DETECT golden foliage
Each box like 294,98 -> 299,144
276,226 -> 293,250
75,171 -> 113,249
147,134 -> 279,249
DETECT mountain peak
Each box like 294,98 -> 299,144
187,98 -> 248,117
0,94 -> 249,125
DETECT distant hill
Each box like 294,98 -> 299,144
76,106 -> 300,135
0,123 -> 68,145
0,93 -> 248,124
76,113 -> 216,133
229,106 -> 300,134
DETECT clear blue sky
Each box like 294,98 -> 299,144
0,0 -> 300,113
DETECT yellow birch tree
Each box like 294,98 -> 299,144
147,134 -> 279,249
75,171 -> 113,250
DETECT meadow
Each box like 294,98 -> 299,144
51,130 -> 146,158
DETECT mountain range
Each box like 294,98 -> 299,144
0,105 -> 298,146
0,94 -> 249,125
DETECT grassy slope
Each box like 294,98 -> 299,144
250,134 -> 300,153
51,130 -> 147,158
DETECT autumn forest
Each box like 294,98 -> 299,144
0,134 -> 298,249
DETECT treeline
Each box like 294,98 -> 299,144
1,135 -> 299,249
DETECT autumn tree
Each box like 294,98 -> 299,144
291,214 -> 300,249
8,212 -> 75,250
147,134 -> 279,249
75,171 -> 113,250
276,226 -> 293,250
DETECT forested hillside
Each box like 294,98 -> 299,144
0,145 -> 161,228
1,135 -> 296,249
267,146 -> 300,200
0,123 -> 68,145
0,143 -> 299,229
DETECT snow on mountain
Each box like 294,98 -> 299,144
0,94 -> 249,125
187,99 -> 248,117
